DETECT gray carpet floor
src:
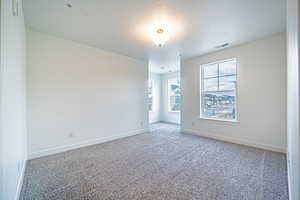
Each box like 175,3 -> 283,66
20,123 -> 288,200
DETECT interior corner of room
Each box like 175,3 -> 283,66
149,70 -> 181,125
1,0 -> 299,200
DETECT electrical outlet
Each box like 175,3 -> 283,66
12,0 -> 19,16
68,132 -> 75,138
18,162 -> 22,173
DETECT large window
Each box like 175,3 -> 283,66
168,78 -> 181,112
148,79 -> 154,111
200,59 -> 237,121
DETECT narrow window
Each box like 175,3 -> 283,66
168,78 -> 181,112
200,59 -> 237,121
148,80 -> 154,111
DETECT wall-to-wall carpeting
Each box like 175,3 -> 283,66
20,123 -> 288,200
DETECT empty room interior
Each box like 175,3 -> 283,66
1,0 -> 300,200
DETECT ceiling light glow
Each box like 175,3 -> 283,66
151,28 -> 170,47
149,16 -> 172,47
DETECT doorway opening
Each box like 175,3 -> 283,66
148,60 -> 181,125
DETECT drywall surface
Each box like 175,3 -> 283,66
181,33 -> 287,152
287,0 -> 300,199
149,73 -> 161,123
0,0 -> 27,199
161,71 -> 180,124
27,29 -> 148,158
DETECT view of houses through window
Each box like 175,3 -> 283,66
168,78 -> 181,112
200,59 -> 237,121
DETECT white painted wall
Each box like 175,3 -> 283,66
161,71 -> 181,124
149,73 -> 161,123
0,0 -> 27,199
287,0 -> 300,199
181,33 -> 287,153
27,29 -> 148,159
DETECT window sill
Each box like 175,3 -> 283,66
168,111 -> 181,113
199,116 -> 239,124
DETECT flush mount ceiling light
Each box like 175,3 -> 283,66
144,2 -> 181,47
151,27 -> 170,47
148,15 -> 173,47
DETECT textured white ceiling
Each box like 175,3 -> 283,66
23,0 -> 286,73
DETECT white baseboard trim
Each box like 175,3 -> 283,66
159,121 -> 180,125
15,160 -> 26,200
181,128 -> 286,153
28,128 -> 149,160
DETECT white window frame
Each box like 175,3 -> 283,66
168,78 -> 181,113
199,58 -> 238,122
148,79 -> 154,112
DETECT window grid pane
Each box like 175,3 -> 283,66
148,80 -> 153,111
168,78 -> 181,112
200,59 -> 237,120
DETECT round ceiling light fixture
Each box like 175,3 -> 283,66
149,15 -> 172,47
151,27 -> 170,47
